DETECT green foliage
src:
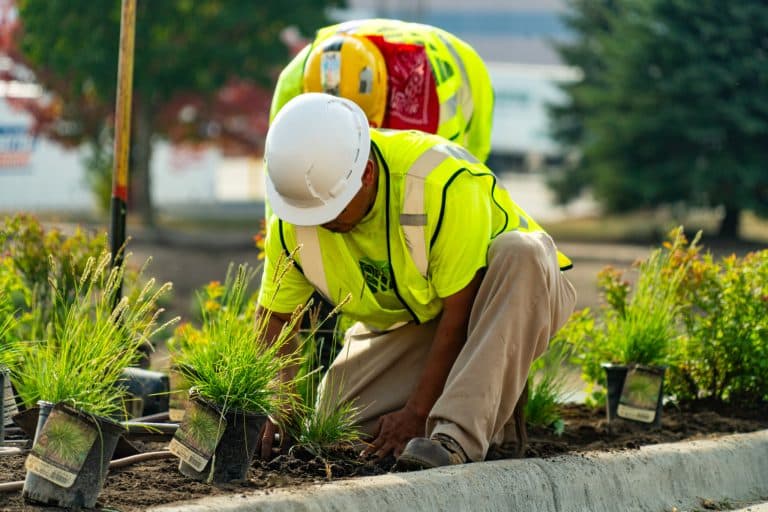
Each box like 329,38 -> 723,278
551,0 -> 768,237
0,214 -> 109,340
669,249 -> 768,403
566,228 -> 697,395
17,0 -> 343,107
0,289 -> 20,368
12,251 -> 176,417
287,307 -> 361,454
525,327 -> 583,434
170,264 -> 301,416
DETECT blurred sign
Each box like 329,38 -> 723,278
0,124 -> 34,167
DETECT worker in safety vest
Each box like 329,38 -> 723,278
255,93 -> 575,468
270,18 -> 494,163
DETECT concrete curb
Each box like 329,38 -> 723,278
150,429 -> 768,512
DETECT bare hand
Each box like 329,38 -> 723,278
256,418 -> 280,460
362,405 -> 426,459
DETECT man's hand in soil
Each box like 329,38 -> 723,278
257,418 -> 281,460
253,307 -> 298,460
362,404 -> 426,459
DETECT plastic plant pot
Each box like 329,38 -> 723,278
22,402 -> 126,509
1,366 -> 20,439
32,400 -> 54,445
601,363 -> 628,424
120,367 -> 170,417
602,363 -> 666,430
172,394 -> 266,484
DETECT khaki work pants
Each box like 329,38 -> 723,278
316,231 -> 577,461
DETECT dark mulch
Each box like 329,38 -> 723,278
1,402 -> 766,511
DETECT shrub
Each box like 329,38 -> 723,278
670,249 -> 768,403
0,214 -> 113,341
566,228 -> 699,400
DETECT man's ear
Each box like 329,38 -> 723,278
361,158 -> 376,186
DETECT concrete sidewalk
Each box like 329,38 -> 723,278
151,429 -> 768,512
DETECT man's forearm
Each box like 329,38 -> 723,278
257,306 -> 300,381
405,271 -> 483,419
405,315 -> 467,418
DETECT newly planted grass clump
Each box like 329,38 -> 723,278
525,324 -> 584,434
287,308 -> 361,456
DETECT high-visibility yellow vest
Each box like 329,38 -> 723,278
270,19 -> 494,163
275,130 -> 571,330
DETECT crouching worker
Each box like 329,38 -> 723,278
255,93 -> 576,469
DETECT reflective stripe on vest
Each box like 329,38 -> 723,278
401,147 -> 449,277
294,143 -> 456,292
295,225 -> 332,301
296,143 -> 489,290
435,34 -> 473,140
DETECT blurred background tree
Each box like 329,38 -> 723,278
6,0 -> 343,225
551,0 -> 768,239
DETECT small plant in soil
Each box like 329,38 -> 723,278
10,251 -> 176,417
526,320 -> 584,434
287,305 -> 362,455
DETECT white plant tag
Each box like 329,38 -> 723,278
169,400 -> 226,472
25,407 -> 98,488
617,366 -> 664,423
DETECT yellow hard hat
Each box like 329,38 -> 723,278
303,34 -> 388,128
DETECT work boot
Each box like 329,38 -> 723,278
396,434 -> 468,470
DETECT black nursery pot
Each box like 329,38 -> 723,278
602,363 -> 666,430
177,395 -> 266,484
22,403 -> 126,509
601,363 -> 629,423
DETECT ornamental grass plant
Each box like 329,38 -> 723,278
525,312 -> 588,434
287,305 -> 361,455
0,289 -> 20,369
171,260 -> 362,452
565,227 -> 700,402
11,251 -> 176,418
170,263 -> 303,417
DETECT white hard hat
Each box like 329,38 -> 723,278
265,92 -> 371,226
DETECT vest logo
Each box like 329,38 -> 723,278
359,257 -> 393,294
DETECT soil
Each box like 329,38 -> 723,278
1,401 -> 767,511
